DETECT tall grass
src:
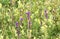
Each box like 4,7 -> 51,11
0,0 -> 60,39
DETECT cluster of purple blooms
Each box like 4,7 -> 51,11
15,16 -> 23,39
15,9 -> 48,38
15,11 -> 31,39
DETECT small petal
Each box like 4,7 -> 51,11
16,22 -> 18,27
20,17 -> 23,21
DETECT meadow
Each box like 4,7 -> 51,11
0,0 -> 60,39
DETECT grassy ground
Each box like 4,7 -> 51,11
0,0 -> 60,39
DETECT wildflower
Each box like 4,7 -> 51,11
26,11 -> 31,29
16,22 -> 18,27
44,9 -> 48,19
20,16 -> 23,26
15,22 -> 20,39
26,11 -> 31,39
26,11 -> 30,20
20,17 -> 23,21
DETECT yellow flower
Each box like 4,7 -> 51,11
0,3 -> 2,8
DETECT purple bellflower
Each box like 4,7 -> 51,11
26,11 -> 31,29
20,16 -> 23,26
15,22 -> 20,39
44,9 -> 48,19
26,11 -> 31,39
26,11 -> 30,20
16,22 -> 19,27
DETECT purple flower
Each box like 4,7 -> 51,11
26,11 -> 30,20
20,17 -> 23,21
16,22 -> 18,27
15,22 -> 20,39
44,9 -> 48,19
26,11 -> 31,29
26,11 -> 32,39
20,17 -> 23,26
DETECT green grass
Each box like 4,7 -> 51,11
0,0 -> 60,39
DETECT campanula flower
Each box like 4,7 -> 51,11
44,9 -> 48,19
26,11 -> 30,20
16,22 -> 18,27
20,16 -> 23,26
